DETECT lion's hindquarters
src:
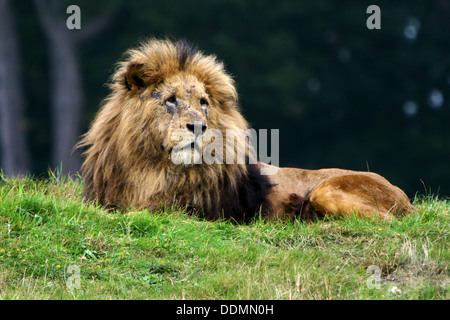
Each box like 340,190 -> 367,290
307,174 -> 414,219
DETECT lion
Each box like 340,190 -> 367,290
78,39 -> 415,222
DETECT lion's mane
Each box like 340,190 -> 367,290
78,39 -> 273,221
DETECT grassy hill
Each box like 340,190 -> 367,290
0,173 -> 448,299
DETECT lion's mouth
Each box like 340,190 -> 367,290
172,141 -> 199,153
169,140 -> 204,165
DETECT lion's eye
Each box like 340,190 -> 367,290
166,95 -> 177,104
200,98 -> 209,107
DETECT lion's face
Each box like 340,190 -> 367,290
114,40 -> 250,169
151,74 -> 211,165
126,73 -> 227,167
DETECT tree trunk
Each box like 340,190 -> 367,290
34,0 -> 82,175
0,0 -> 31,176
49,29 -> 83,175
34,0 -> 116,175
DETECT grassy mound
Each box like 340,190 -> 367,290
0,173 -> 448,299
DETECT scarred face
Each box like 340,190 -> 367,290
151,74 -> 211,165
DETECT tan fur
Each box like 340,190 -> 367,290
78,39 -> 251,215
78,39 -> 415,221
263,164 -> 414,220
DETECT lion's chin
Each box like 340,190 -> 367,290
169,146 -> 203,166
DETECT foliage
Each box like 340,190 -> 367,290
0,174 -> 448,299
8,0 -> 450,196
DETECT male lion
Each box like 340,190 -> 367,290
78,39 -> 414,222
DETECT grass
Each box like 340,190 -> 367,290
0,172 -> 448,300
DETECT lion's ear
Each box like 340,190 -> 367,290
124,63 -> 147,91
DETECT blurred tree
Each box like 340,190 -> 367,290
33,0 -> 116,174
2,0 -> 448,196
0,0 -> 31,176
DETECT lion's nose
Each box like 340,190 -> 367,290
186,122 -> 207,134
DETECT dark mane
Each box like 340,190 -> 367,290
176,39 -> 196,71
204,163 -> 275,223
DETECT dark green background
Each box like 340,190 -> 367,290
10,0 -> 450,197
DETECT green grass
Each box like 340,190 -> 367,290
0,172 -> 448,299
